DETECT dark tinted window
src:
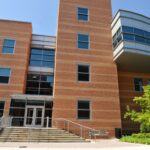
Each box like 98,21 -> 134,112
26,74 -> 54,96
145,31 -> 150,39
146,39 -> 150,45
78,65 -> 90,82
134,28 -> 145,36
134,78 -> 143,92
0,101 -> 5,117
31,54 -> 42,60
135,36 -> 145,43
78,7 -> 88,21
123,33 -> 134,41
122,26 -> 134,33
0,68 -> 11,84
77,101 -> 90,119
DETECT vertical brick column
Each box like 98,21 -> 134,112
53,0 -> 121,137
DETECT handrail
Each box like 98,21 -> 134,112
52,118 -> 108,139
0,116 -> 109,140
0,117 -> 2,128
54,118 -> 99,132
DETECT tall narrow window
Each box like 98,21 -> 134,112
77,7 -> 89,21
77,101 -> 90,120
134,78 -> 143,92
78,64 -> 90,82
2,39 -> 15,54
0,101 -> 5,117
77,33 -> 89,49
0,68 -> 11,84
148,79 -> 150,85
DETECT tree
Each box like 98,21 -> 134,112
124,85 -> 150,133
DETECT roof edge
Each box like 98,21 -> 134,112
112,9 -> 150,23
0,19 -> 32,25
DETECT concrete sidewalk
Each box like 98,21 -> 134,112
0,139 -> 149,150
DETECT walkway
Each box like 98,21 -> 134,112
0,139 -> 149,150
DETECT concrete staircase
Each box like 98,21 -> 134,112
0,128 -> 87,142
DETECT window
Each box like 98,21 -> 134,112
0,101 -> 5,117
134,28 -> 145,36
30,48 -> 55,68
77,7 -> 89,21
0,68 -> 11,84
2,39 -> 15,54
112,27 -> 122,48
123,33 -> 134,41
117,34 -> 122,43
145,31 -> 150,39
122,26 -> 134,33
135,35 -> 145,43
146,39 -> 150,45
77,101 -> 90,120
26,73 -> 54,95
148,79 -> 150,85
113,26 -> 150,48
134,78 -> 143,92
78,64 -> 90,82
77,33 -> 89,49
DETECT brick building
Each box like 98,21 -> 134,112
0,0 -> 149,138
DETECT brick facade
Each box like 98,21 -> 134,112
53,0 -> 121,136
0,0 -> 147,138
0,20 -> 32,116
118,71 -> 150,134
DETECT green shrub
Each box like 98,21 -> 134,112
120,133 -> 150,145
124,85 -> 150,133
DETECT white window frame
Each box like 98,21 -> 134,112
76,99 -> 91,120
77,7 -> 89,22
77,63 -> 91,83
0,67 -> 11,85
77,33 -> 90,50
2,38 -> 16,54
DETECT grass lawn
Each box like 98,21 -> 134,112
120,133 -> 150,145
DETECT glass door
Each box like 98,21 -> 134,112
24,106 -> 44,127
25,107 -> 34,126
35,107 -> 44,127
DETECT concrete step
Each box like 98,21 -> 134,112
0,128 -> 86,143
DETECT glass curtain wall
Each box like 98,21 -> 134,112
30,48 -> 55,68
26,73 -> 53,95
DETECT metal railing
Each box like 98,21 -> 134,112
0,117 -> 109,140
0,117 -> 3,128
52,118 -> 108,139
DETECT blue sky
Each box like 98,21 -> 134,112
0,0 -> 149,35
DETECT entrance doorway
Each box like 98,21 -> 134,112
24,106 -> 44,127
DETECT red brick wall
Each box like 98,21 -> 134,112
118,71 -> 150,134
53,0 -> 121,137
0,20 -> 32,116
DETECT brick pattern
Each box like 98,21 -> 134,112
118,71 -> 150,134
53,0 -> 121,136
0,20 -> 32,116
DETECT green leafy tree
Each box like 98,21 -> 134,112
124,85 -> 150,133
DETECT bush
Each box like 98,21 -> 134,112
120,133 -> 150,145
124,85 -> 150,133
